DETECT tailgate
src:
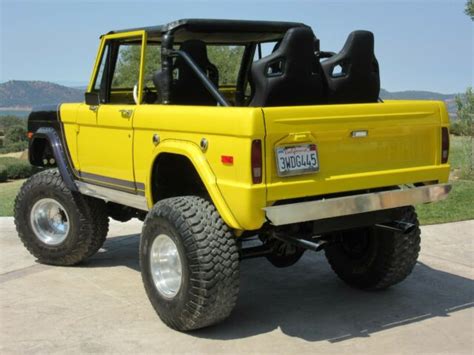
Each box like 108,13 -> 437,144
263,100 -> 450,202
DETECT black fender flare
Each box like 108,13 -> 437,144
29,127 -> 78,192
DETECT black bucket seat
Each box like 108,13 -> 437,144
321,30 -> 380,104
249,27 -> 325,107
171,40 -> 219,105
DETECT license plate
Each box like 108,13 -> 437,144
275,144 -> 319,176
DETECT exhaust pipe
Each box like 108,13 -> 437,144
375,221 -> 416,234
272,232 -> 327,252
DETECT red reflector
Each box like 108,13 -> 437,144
251,139 -> 262,184
27,132 -> 34,139
221,155 -> 234,165
441,127 -> 449,164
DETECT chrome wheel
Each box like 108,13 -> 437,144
30,198 -> 70,246
150,234 -> 182,298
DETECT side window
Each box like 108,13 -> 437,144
92,44 -> 109,92
108,40 -> 161,104
91,38 -> 161,104
111,42 -> 142,90
207,45 -> 245,86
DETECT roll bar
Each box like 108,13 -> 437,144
158,32 -> 230,107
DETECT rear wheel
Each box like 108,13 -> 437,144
324,207 -> 421,290
265,238 -> 305,268
140,196 -> 240,331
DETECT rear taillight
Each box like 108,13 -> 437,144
251,139 -> 262,184
441,127 -> 449,164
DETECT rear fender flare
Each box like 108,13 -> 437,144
146,139 -> 241,230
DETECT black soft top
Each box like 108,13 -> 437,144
108,18 -> 309,43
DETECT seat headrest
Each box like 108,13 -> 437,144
320,29 -> 380,104
259,27 -> 317,79
177,40 -> 210,69
339,30 -> 375,63
276,26 -> 315,60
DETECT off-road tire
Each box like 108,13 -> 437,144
324,206 -> 421,290
140,196 -> 240,331
265,239 -> 305,268
106,202 -> 134,223
84,197 -> 109,258
14,169 -> 103,265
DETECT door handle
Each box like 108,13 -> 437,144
119,109 -> 133,118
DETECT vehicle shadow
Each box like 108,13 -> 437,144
84,234 -> 141,272
84,234 -> 474,343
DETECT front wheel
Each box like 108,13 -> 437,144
14,169 -> 108,265
140,196 -> 240,331
324,207 -> 421,290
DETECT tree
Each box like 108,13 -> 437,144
0,116 -> 28,153
465,0 -> 474,20
456,87 -> 474,135
454,87 -> 474,178
112,44 -> 161,88
0,115 -> 25,130
112,44 -> 243,89
207,46 -> 244,85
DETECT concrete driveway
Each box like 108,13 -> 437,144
0,217 -> 473,354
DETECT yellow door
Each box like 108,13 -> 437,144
77,31 -> 146,193
77,105 -> 135,191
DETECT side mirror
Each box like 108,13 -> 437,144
85,92 -> 100,106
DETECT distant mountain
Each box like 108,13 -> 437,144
379,89 -> 456,101
0,80 -> 84,108
0,80 -> 459,117
380,89 -> 458,118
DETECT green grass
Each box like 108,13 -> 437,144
449,135 -> 473,179
0,179 -> 24,216
415,135 -> 473,224
0,156 -> 42,181
416,179 -> 474,224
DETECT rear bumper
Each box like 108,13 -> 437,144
264,183 -> 451,226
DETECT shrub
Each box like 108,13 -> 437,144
0,165 -> 7,182
0,157 -> 42,180
451,120 -> 473,137
4,125 -> 27,145
0,121 -> 29,153
0,115 -> 25,129
0,141 -> 28,154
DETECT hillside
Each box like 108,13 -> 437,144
0,80 -> 459,117
380,89 -> 459,117
0,80 -> 83,108
379,89 -> 456,101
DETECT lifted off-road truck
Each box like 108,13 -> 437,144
15,19 -> 451,331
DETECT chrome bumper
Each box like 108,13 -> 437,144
264,184 -> 451,226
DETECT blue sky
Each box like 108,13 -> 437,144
0,0 -> 472,93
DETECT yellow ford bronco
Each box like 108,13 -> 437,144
15,19 -> 451,331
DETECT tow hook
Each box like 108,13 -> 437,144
375,221 -> 416,234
